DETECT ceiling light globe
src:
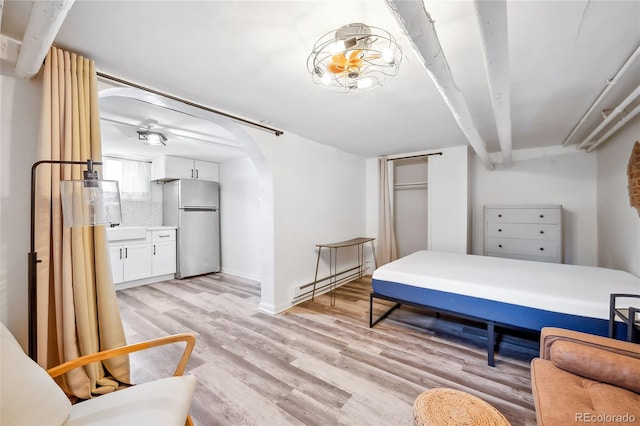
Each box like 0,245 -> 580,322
382,48 -> 395,63
329,40 -> 346,54
357,78 -> 372,89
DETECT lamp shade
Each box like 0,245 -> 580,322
60,179 -> 122,227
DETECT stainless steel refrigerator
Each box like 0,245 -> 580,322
163,179 -> 220,278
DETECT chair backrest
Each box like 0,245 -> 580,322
0,322 -> 71,425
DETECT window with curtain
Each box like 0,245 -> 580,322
103,157 -> 151,200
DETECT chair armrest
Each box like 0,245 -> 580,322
539,327 -> 640,360
47,333 -> 196,379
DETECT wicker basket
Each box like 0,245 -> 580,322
629,141 -> 640,218
413,388 -> 511,426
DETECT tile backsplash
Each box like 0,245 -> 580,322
120,200 -> 162,226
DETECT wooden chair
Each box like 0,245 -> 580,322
609,293 -> 640,342
1,322 -> 197,425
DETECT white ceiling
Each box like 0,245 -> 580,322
2,0 -> 639,162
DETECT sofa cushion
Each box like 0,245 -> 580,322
64,375 -> 197,425
550,340 -> 640,393
531,358 -> 640,426
1,322 -> 72,425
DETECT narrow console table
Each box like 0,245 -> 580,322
311,237 -> 376,305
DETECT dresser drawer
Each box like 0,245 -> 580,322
151,230 -> 176,242
485,208 -> 559,224
486,237 -> 558,258
486,223 -> 558,240
486,252 -> 559,263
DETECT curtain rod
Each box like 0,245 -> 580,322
96,71 -> 284,137
386,152 -> 443,161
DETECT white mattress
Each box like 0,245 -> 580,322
372,251 -> 640,319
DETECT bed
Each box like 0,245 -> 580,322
370,250 -> 640,366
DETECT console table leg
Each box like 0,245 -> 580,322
311,247 -> 322,301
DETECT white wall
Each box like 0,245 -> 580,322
596,117 -> 640,277
471,146 -> 598,266
219,156 -> 261,281
246,127 -> 366,313
0,67 -> 41,346
428,146 -> 469,253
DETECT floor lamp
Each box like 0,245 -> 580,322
28,159 -> 121,361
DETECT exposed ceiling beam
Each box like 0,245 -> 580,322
0,35 -> 20,64
474,0 -> 512,167
385,0 -> 494,170
563,45 -> 640,147
15,0 -> 75,79
576,84 -> 640,150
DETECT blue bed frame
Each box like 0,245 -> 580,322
370,278 -> 622,366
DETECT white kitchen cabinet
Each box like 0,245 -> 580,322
484,205 -> 563,263
151,155 -> 219,182
109,241 -> 152,283
107,227 -> 177,288
151,230 -> 176,276
109,245 -> 124,284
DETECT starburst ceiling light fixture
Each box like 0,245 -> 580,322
307,23 -> 402,93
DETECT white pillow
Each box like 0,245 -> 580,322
1,322 -> 71,425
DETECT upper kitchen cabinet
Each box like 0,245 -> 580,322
151,155 -> 219,182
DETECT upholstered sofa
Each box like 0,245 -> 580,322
531,327 -> 640,426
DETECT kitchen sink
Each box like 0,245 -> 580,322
106,226 -> 147,241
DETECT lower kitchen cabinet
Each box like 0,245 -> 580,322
107,228 -> 176,287
108,242 -> 152,284
151,230 -> 176,277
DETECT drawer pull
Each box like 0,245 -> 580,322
539,247 -> 544,251
498,229 -> 502,232
539,214 -> 544,218
158,234 -> 171,238
498,244 -> 503,248
498,214 -> 502,218
539,230 -> 544,234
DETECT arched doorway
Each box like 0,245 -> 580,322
98,86 -> 275,310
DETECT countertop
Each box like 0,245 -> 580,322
107,226 -> 177,242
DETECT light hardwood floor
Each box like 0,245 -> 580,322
116,273 -> 539,426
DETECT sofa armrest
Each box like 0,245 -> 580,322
539,327 -> 640,360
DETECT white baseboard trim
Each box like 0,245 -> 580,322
258,300 -> 292,315
220,268 -> 261,282
114,274 -> 175,291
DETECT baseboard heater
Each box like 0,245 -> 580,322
292,265 -> 362,305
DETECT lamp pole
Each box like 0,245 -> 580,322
28,159 -> 101,361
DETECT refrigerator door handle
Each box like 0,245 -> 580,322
182,207 -> 216,212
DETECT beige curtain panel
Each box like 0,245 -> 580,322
35,46 -> 130,399
377,157 -> 398,266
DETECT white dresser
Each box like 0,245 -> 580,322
484,205 -> 563,263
